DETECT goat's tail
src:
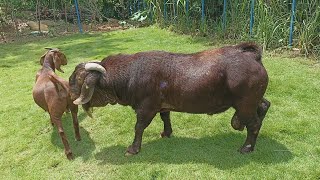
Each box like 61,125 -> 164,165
48,73 -> 69,98
236,42 -> 262,62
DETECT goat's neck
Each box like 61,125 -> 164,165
42,55 -> 55,71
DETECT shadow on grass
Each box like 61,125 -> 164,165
0,33 -> 125,68
94,133 -> 293,169
51,112 -> 95,161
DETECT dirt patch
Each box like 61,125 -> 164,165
0,18 -> 134,44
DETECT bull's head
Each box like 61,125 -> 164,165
69,62 -> 115,116
40,48 -> 67,73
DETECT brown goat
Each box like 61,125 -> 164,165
32,48 -> 80,160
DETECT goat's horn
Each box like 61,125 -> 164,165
85,63 -> 106,74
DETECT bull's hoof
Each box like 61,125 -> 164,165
75,136 -> 81,141
239,144 -> 254,154
66,152 -> 74,160
160,131 -> 172,138
125,145 -> 139,156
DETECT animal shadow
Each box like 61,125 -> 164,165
51,112 -> 95,161
95,132 -> 293,169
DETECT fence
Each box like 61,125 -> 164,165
0,0 -> 319,56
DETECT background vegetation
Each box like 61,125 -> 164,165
0,27 -> 320,179
0,0 -> 319,58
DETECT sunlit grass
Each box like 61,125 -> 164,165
0,27 -> 319,179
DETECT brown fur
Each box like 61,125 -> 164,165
32,49 -> 80,160
69,42 -> 270,155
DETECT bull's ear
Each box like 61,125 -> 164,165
73,81 -> 95,105
73,72 -> 100,105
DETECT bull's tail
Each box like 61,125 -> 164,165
48,73 -> 69,98
235,42 -> 262,62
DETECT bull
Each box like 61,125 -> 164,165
69,42 -> 270,155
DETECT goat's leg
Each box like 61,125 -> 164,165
51,115 -> 73,160
70,105 -> 81,141
126,109 -> 156,156
160,111 -> 172,138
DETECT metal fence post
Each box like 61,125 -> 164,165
201,0 -> 205,24
222,0 -> 227,31
174,0 -> 177,20
249,0 -> 255,36
164,0 -> 167,21
186,0 -> 189,16
289,0 -> 297,47
74,0 -> 83,33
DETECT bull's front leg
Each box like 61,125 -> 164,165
160,111 -> 173,138
126,109 -> 156,156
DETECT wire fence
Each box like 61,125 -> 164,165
0,0 -> 319,58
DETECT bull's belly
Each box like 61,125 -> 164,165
161,98 -> 232,114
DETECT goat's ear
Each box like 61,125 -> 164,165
53,52 -> 67,73
39,52 -> 47,65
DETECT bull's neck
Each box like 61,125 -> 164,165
105,71 -> 130,106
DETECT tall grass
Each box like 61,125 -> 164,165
144,0 -> 319,58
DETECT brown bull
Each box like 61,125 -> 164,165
69,42 -> 270,155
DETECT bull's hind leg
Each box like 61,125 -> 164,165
257,98 -> 271,121
160,111 -> 172,138
233,98 -> 267,153
238,98 -> 270,153
231,113 -> 245,131
126,109 -> 157,156
239,113 -> 262,153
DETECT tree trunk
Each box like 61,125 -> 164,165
36,0 -> 42,35
64,0 -> 68,32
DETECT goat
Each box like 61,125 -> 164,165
32,48 -> 80,160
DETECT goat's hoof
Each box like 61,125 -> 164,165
66,152 -> 74,160
239,144 -> 254,154
160,131 -> 171,138
75,136 -> 81,141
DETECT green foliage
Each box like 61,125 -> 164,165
152,0 -> 319,58
0,27 -> 320,179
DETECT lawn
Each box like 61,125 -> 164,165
0,26 -> 319,179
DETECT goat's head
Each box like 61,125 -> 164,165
40,48 -> 67,73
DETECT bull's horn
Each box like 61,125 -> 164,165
73,82 -> 95,105
85,63 -> 106,74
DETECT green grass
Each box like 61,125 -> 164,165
0,26 -> 320,179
